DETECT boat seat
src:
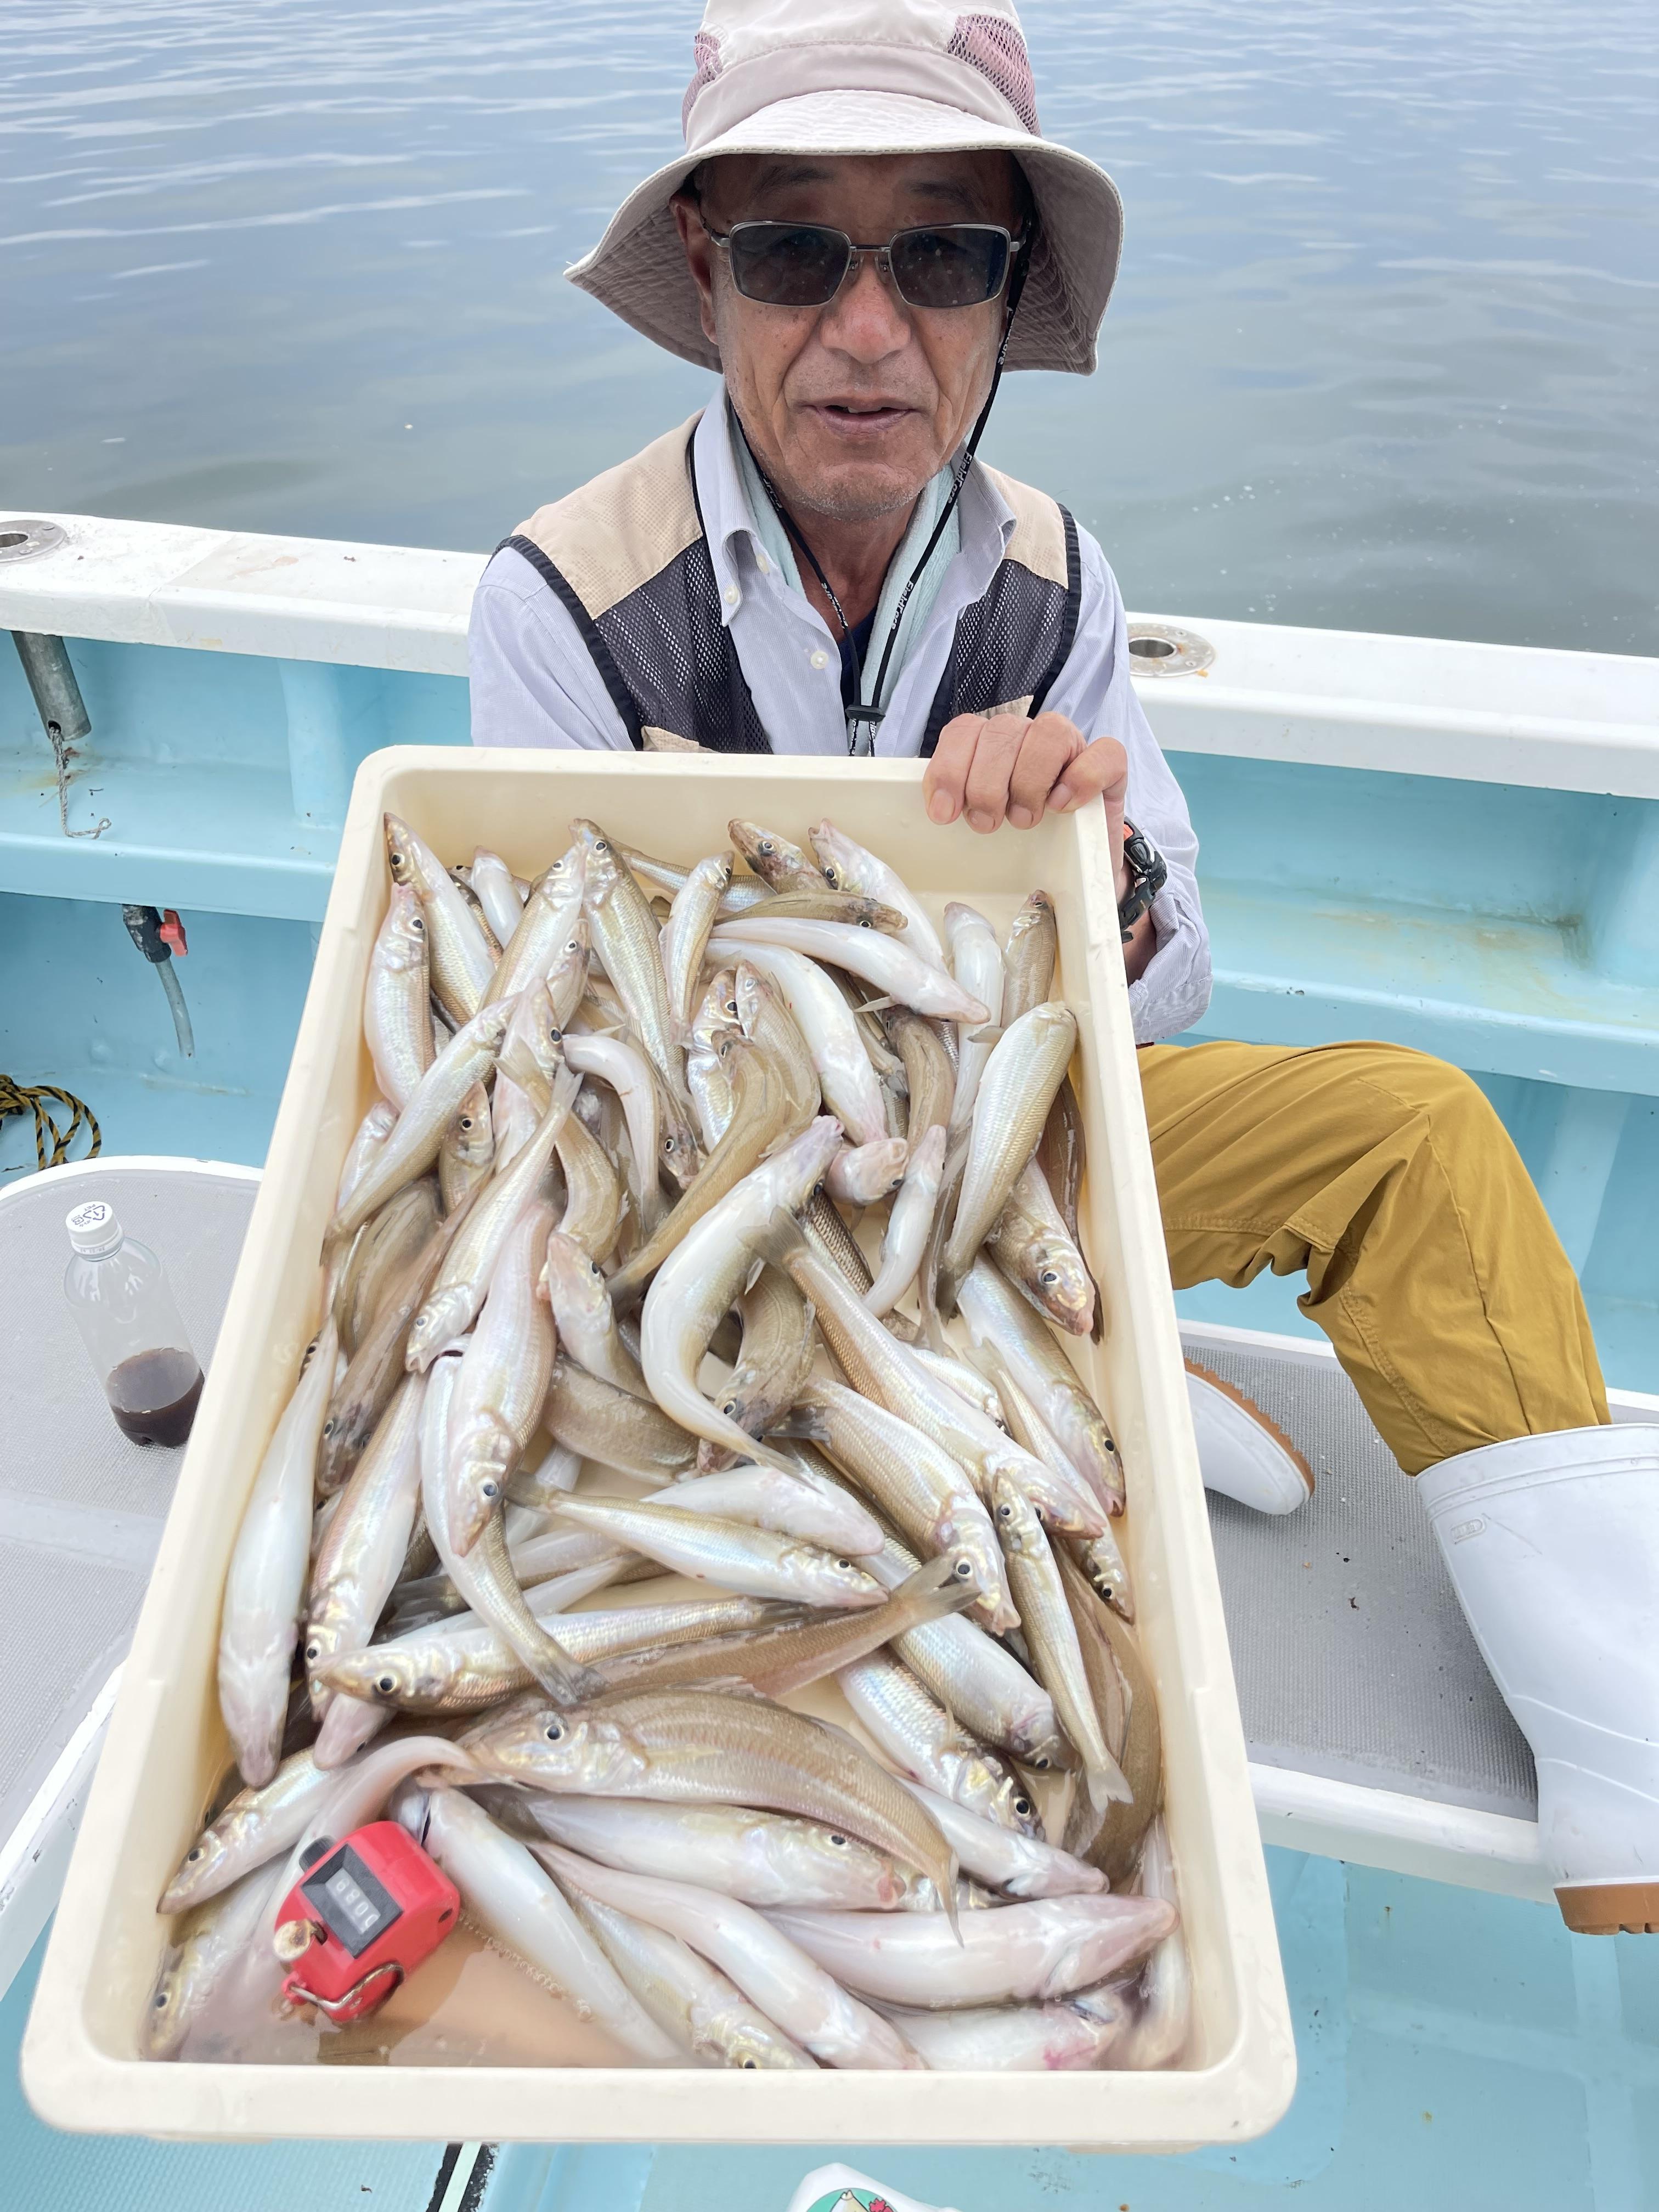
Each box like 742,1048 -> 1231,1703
0,1156 -> 258,1996
1188,1322 -> 1536,1814
1182,1318 -> 1658,1898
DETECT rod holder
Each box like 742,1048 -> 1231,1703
11,630 -> 91,745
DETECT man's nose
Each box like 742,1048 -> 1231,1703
816,251 -> 912,363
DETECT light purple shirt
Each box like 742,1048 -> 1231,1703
469,397 -> 1210,1043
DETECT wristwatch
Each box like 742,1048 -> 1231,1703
1118,819 -> 1167,943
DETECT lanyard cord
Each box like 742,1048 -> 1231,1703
738,244 -> 1031,754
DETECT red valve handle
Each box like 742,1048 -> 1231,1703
159,910 -> 188,957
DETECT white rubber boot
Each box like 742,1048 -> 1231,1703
1419,1424 -> 1659,1935
1185,1361 -> 1314,1515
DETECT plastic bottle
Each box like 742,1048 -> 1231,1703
63,1198 -> 204,1447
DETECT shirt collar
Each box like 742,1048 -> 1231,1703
692,390 -> 1016,629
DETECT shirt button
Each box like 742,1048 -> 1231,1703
724,584 -> 741,609
755,552 -> 771,575
809,648 -> 830,670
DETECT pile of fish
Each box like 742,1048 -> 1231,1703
151,810 -> 1189,2074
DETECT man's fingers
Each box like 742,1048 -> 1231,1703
923,714 -> 986,826
926,714 -> 1115,839
1049,733 -> 1129,814
1006,716 -> 1082,827
1049,733 -> 1131,881
961,715 -> 1036,833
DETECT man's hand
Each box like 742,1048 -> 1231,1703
923,710 -> 1131,896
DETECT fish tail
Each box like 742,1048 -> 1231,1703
780,1402 -> 831,1446
528,1629 -> 609,1706
1087,1752 -> 1134,1811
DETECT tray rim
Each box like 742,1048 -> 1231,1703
23,744 -> 1295,2146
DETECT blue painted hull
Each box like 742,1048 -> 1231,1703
7,635 -> 1655,1387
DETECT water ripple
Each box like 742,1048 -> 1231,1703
2,0 -> 1655,650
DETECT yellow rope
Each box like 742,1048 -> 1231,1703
0,1076 -> 101,1171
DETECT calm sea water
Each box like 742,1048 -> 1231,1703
3,1 -> 1655,653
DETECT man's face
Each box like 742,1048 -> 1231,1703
674,151 -> 1020,526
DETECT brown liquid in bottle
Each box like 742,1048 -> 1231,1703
105,1347 -> 204,1447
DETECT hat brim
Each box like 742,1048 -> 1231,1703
565,89 -> 1123,377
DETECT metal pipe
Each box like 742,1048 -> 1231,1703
10,630 -> 91,744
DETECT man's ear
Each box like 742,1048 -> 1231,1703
671,191 -> 721,348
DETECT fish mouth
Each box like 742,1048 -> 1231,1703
974,1592 -> 1022,1636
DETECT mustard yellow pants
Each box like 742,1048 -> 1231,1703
1137,1039 -> 1610,1475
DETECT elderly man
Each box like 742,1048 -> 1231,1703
469,1 -> 1655,1937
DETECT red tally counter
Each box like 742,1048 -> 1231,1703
274,1821 -> 459,2024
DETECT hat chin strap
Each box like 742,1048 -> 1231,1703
739,242 -> 1032,753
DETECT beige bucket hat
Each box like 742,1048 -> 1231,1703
567,0 -> 1124,376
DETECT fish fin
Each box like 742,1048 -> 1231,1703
966,1024 -> 1005,1046
941,1853 -> 963,1942
855,994 -> 897,1015
743,1205 -> 811,1277
498,1042 -> 551,1112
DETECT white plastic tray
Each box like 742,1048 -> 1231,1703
24,747 -> 1293,2146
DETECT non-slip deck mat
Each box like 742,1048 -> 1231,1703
0,1161 -> 257,1854
1193,1337 -> 1537,1819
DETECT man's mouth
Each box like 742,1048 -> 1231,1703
808,399 -> 915,433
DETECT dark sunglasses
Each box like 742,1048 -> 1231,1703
700,218 -> 1025,313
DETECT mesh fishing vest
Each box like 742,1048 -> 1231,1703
501,413 -> 1081,756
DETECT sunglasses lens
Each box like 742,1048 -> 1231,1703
727,224 -> 851,307
890,226 -> 1010,309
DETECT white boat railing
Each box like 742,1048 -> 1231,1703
4,510 -> 1658,795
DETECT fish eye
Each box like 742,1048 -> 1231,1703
1030,1754 -> 1052,1771
321,1418 -> 336,1438
410,915 -> 425,933
481,1479 -> 499,1499
952,1558 -> 973,1578
376,1674 -> 397,1695
741,2056 -> 758,2068
595,839 -> 610,854
828,1832 -> 848,1847
548,1026 -> 564,1042
1014,1795 -> 1034,1819
722,1401 -> 739,1418
663,1135 -> 676,1153
996,1502 -> 1013,1521
544,1720 -> 564,1742
758,839 -> 774,855
153,1990 -> 170,2010
836,1559 -> 853,1571
1040,1269 -> 1059,1287
186,1846 -> 204,1861
304,1641 -> 320,1663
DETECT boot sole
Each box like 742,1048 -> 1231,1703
1555,1880 -> 1659,1936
